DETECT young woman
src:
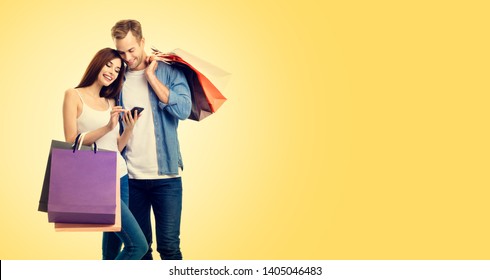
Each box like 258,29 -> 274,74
62,48 -> 147,260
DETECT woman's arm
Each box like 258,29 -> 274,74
62,89 -> 83,143
63,90 -> 123,145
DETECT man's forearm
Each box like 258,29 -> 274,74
147,73 -> 170,104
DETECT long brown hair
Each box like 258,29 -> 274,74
77,48 -> 126,100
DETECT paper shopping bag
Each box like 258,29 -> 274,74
54,177 -> 121,232
171,61 -> 214,121
154,48 -> 230,121
38,140 -> 100,212
47,147 -> 117,224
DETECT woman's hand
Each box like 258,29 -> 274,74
107,106 -> 125,130
122,108 -> 141,132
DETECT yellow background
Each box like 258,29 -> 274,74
0,0 -> 489,259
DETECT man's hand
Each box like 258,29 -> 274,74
145,51 -> 171,104
148,50 -> 173,64
145,58 -> 158,81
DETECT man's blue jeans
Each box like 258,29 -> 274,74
102,175 -> 148,260
128,177 -> 183,260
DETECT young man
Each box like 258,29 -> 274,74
111,19 -> 191,260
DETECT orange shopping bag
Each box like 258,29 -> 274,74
152,48 -> 231,121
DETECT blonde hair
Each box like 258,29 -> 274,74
111,19 -> 143,42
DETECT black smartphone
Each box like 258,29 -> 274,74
130,107 -> 144,116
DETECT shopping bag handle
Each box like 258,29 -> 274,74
72,132 -> 98,153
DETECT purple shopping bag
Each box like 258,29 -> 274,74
47,147 -> 117,224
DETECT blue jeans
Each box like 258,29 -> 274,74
102,175 -> 148,260
128,177 -> 183,260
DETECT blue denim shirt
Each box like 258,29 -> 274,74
118,62 -> 191,175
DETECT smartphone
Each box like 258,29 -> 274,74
130,107 -> 144,116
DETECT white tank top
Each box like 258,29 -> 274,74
75,89 -> 127,178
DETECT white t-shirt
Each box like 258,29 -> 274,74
122,69 -> 181,179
